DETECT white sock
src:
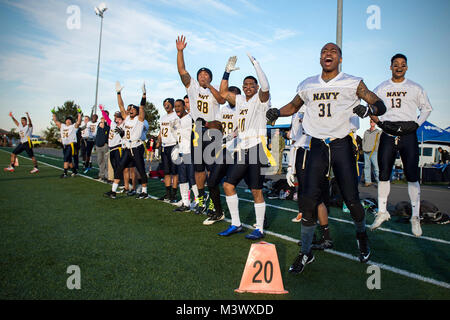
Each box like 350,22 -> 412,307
112,183 -> 119,192
408,181 -> 420,217
180,183 -> 190,206
254,202 -> 266,233
191,184 -> 199,200
226,194 -> 240,226
378,181 -> 390,213
142,186 -> 147,194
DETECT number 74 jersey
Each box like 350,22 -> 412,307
297,73 -> 363,140
374,78 -> 432,123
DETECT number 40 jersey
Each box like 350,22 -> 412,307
297,72 -> 362,140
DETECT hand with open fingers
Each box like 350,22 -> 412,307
99,104 -> 104,111
9,112 -> 13,117
176,35 -> 187,51
51,108 -> 56,114
225,56 -> 240,73
115,81 -> 124,94
286,167 -> 296,187
77,107 -> 82,114
247,52 -> 257,65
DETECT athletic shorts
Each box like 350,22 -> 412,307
116,144 -> 147,183
63,143 -> 78,163
192,126 -> 222,173
161,145 -> 177,175
177,160 -> 196,186
378,131 -> 419,182
13,141 -> 34,158
225,143 -> 265,190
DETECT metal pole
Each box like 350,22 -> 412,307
336,0 -> 343,72
93,14 -> 103,116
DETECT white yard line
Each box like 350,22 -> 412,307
2,149 -> 449,290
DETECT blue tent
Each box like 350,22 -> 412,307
417,121 -> 450,145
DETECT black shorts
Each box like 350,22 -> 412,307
116,144 -> 147,183
161,145 -> 177,175
13,141 -> 34,158
192,126 -> 222,173
378,131 -> 419,182
110,145 -> 123,174
63,143 -> 78,163
225,144 -> 266,190
301,136 -> 364,226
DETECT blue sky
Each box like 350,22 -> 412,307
0,0 -> 449,137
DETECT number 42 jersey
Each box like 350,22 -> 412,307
297,72 -> 362,140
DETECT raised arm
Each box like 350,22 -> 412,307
176,35 -> 191,88
354,80 -> 386,118
138,82 -> 146,122
99,105 -> 112,126
25,112 -> 32,127
219,56 -> 239,106
51,110 -> 62,129
115,81 -> 127,119
74,107 -> 82,128
247,53 -> 270,103
9,112 -> 19,127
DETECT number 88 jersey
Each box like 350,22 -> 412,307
297,73 -> 362,140
186,78 -> 221,123
220,104 -> 237,138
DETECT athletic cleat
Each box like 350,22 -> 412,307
410,216 -> 422,237
4,166 -> 15,172
127,189 -> 136,197
60,173 -> 68,178
218,225 -> 243,236
203,212 -> 225,225
30,168 -> 39,174
71,172 -> 78,177
136,192 -> 149,199
174,204 -> 191,212
103,191 -> 117,199
288,252 -> 315,274
291,213 -> 303,223
356,231 -> 371,263
370,211 -> 390,230
245,229 -> 264,240
311,238 -> 334,250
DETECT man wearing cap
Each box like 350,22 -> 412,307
176,35 -> 226,215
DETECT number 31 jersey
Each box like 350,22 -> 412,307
374,79 -> 433,123
297,72 -> 362,140
186,78 -> 221,123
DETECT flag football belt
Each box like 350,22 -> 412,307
27,137 -> 32,149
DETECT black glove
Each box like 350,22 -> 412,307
378,121 -> 419,136
266,108 -> 280,123
114,126 -> 125,138
353,104 -> 374,118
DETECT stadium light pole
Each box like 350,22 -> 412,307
337,0 -> 343,72
93,3 -> 107,117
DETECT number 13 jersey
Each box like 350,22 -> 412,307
297,72 -> 362,140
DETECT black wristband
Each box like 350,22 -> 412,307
372,100 -> 386,116
222,71 -> 230,81
140,97 -> 146,106
117,92 -> 121,95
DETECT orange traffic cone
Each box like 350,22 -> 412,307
14,157 -> 19,167
235,241 -> 288,294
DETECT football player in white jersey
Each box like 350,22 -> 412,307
106,82 -> 149,199
79,116 -> 91,171
52,109 -> 82,178
156,98 -> 179,203
176,35 -> 226,214
266,43 -> 387,273
369,54 -> 433,237
217,54 -> 271,240
286,112 -> 333,250
82,114 -> 99,173
4,112 -> 39,173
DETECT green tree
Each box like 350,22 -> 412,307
144,101 -> 160,137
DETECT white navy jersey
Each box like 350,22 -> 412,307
60,124 -> 78,145
18,123 -> 33,144
123,115 -> 144,149
160,112 -> 178,147
86,121 -> 99,140
297,73 -> 362,140
374,79 -> 433,123
290,111 -> 311,149
80,122 -> 90,139
235,93 -> 270,150
186,78 -> 221,122
175,113 -> 193,155
108,121 -> 123,148
220,104 -> 237,138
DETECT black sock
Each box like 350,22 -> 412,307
320,224 -> 331,240
64,169 -> 68,175
171,188 -> 178,200
166,186 -> 171,197
209,186 -> 222,214
199,188 -> 205,198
